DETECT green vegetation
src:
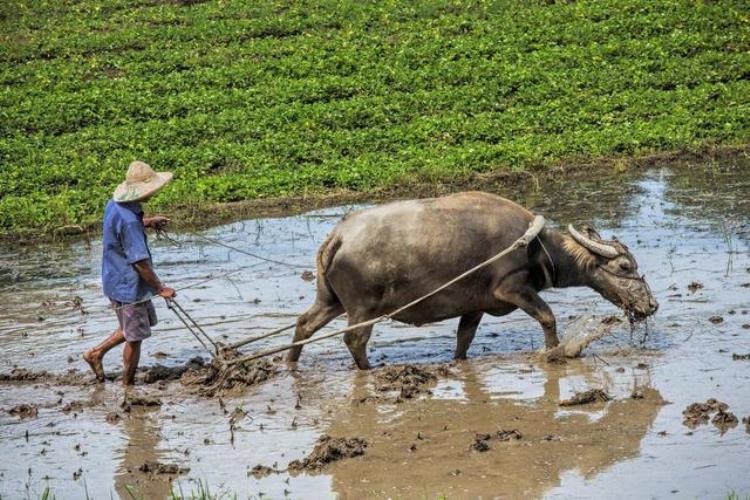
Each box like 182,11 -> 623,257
1,0 -> 749,233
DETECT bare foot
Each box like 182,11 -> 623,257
83,350 -> 105,382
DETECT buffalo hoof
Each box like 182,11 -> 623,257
541,346 -> 567,364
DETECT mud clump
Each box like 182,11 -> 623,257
711,410 -> 738,433
732,353 -> 750,360
138,461 -> 189,475
373,364 -> 442,402
560,389 -> 610,406
249,464 -> 280,478
141,356 -> 205,384
682,399 -> 734,431
471,434 -> 492,452
106,412 -> 121,424
61,401 -> 85,413
0,368 -> 50,382
288,435 -> 367,472
687,281 -> 704,294
121,394 -> 162,412
7,404 -> 38,419
180,353 -> 278,397
496,429 -> 523,441
472,429 -> 522,452
0,368 -> 92,386
708,315 -> 724,324
683,403 -> 712,427
743,416 -> 750,434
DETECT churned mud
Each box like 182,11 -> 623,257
121,394 -> 162,411
288,435 -> 368,473
1,159 -> 750,498
179,355 -> 279,397
6,404 -> 38,419
0,367 -> 91,385
0,353 -> 278,398
370,363 -> 443,402
471,430 -> 523,452
138,461 -> 190,475
141,356 -> 206,384
249,464 -> 281,478
560,389 -> 611,406
712,410 -> 739,433
682,399 -> 727,427
548,315 -> 625,361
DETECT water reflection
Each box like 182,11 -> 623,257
114,406 -> 172,499
323,358 -> 662,498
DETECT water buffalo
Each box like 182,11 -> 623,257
289,192 -> 658,369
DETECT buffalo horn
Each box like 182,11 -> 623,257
568,225 -> 619,258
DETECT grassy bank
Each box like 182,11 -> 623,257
1,0 -> 749,234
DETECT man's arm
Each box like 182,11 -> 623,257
143,216 -> 170,230
133,259 -> 176,298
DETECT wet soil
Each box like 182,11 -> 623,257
0,368 -> 91,385
138,461 -> 189,475
682,399 -> 735,431
141,356 -> 206,384
471,429 -> 523,452
249,464 -> 280,478
121,394 -> 162,413
6,404 -> 38,419
179,356 -> 279,397
371,364 -> 442,402
559,389 -> 611,406
1,158 -> 750,498
712,410 -> 739,433
288,435 -> 368,473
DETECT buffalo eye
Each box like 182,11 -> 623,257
619,261 -> 632,272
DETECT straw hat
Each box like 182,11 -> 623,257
113,161 -> 173,202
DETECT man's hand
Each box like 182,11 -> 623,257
133,260 -> 175,299
158,287 -> 176,299
144,216 -> 170,230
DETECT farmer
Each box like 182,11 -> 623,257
83,161 -> 176,386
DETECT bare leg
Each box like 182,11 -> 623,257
122,340 -> 142,387
494,286 -> 559,348
83,328 -> 125,382
455,312 -> 484,360
343,315 -> 373,370
287,301 -> 344,362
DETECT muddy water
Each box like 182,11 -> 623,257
1,158 -> 749,499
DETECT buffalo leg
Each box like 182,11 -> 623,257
455,312 -> 484,360
343,316 -> 373,370
287,301 -> 344,362
494,286 -> 559,348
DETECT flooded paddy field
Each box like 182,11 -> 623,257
1,158 -> 749,499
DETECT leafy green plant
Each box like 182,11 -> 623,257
0,0 -> 748,234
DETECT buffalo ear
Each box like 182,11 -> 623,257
581,224 -> 603,241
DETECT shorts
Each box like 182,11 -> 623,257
111,299 -> 157,342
